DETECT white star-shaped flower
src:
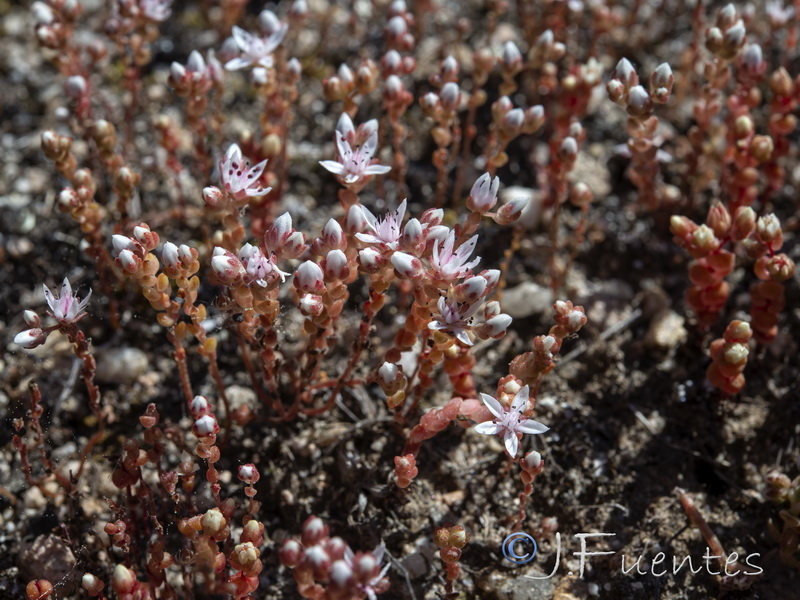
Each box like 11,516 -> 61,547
474,386 -> 549,458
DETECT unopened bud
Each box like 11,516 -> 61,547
494,197 -> 529,225
294,261 -> 325,293
391,252 -> 424,280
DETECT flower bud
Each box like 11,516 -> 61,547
203,186 -> 224,208
650,62 -> 673,94
731,206 -> 756,240
755,214 -> 782,246
301,515 -> 329,546
706,203 -> 731,238
482,313 -> 512,337
494,197 -> 529,225
358,247 -> 386,273
201,507 -> 227,536
265,212 -> 293,249
457,276 -> 488,303
378,362 -> 399,386
259,9 -> 282,35
117,249 -> 140,272
15,328 -> 47,349
502,41 -> 522,72
401,218 -> 424,249
441,55 -> 459,80
323,249 -> 349,280
330,560 -> 354,590
162,241 -> 179,268
500,108 -> 525,136
346,204 -> 368,233
81,573 -> 105,596
211,248 -> 244,284
299,294 -> 324,316
282,231 -> 307,259
322,219 -> 345,249
558,136 -> 579,164
294,261 -> 325,293
739,43 -> 764,77
64,75 -> 87,100
439,82 -> 460,112
524,450 -> 543,470
178,245 -> 194,264
190,395 -> 210,417
626,85 -> 652,117
390,252 -> 424,280
723,342 -> 749,365
112,234 -> 136,255
614,58 -> 638,88
194,414 -> 219,437
484,300 -> 501,318
23,310 -> 41,327
111,565 -> 136,594
420,207 -> 444,227
302,545 -> 332,580
523,105 -> 545,133
691,224 -> 718,253
749,135 -> 774,162
467,173 -> 500,213
238,464 -> 260,484
279,539 -> 303,568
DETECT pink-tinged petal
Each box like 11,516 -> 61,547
360,205 -> 378,229
474,422 -> 502,435
264,23 -> 289,53
43,284 -> 56,313
511,385 -> 530,412
363,164 -> 392,175
320,160 -> 345,174
437,296 -> 447,315
60,277 -> 72,298
462,256 -> 481,272
362,130 -> 378,157
461,299 -> 482,320
247,159 -> 268,181
455,235 -> 479,261
428,320 -> 447,331
480,393 -> 504,419
504,432 -> 520,458
224,57 -> 253,70
78,288 -> 92,312
518,419 -> 549,434
361,119 -> 379,140
336,113 -> 355,139
455,328 -> 473,346
231,26 -> 254,52
245,186 -> 271,197
396,198 -> 407,223
335,130 -> 351,160
355,232 -> 383,245
225,143 -> 242,163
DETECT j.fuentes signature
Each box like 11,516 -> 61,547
502,532 -> 763,579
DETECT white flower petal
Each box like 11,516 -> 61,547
518,419 -> 549,435
455,328 -> 473,346
474,422 -> 502,435
480,393 -> 504,419
320,160 -> 345,174
224,57 -> 253,70
364,164 -> 392,175
511,385 -> 530,412
504,432 -> 520,458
